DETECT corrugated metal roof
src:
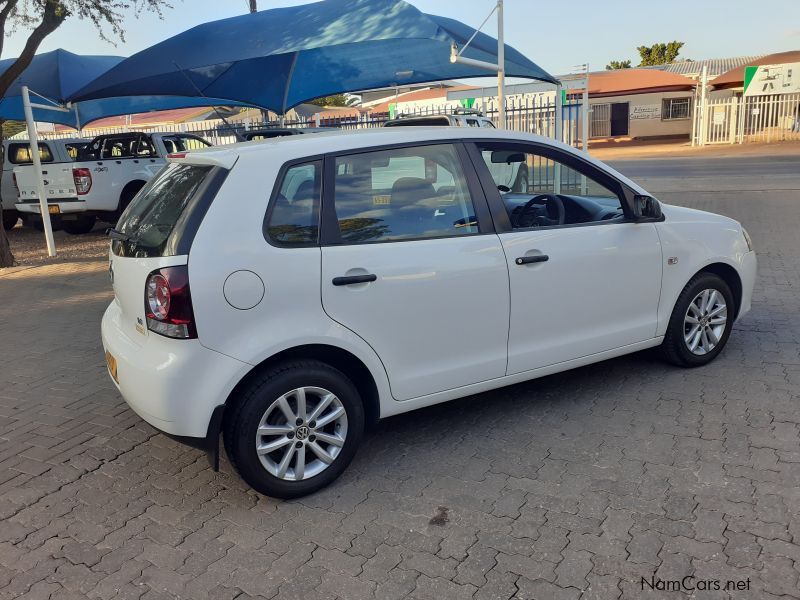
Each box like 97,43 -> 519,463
643,56 -> 764,78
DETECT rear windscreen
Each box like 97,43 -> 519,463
113,162 -> 213,258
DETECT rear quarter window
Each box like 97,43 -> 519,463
113,162 -> 219,258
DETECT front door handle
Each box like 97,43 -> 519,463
332,274 -> 377,286
515,255 -> 549,265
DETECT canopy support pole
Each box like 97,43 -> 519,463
281,52 -> 299,127
21,85 -> 56,257
450,1 -> 506,128
496,0 -> 505,128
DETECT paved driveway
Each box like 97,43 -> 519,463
1,153 -> 799,599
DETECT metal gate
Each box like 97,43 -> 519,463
590,103 -> 610,138
695,97 -> 738,144
693,93 -> 800,145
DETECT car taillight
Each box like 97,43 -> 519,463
73,167 -> 92,195
144,266 -> 197,339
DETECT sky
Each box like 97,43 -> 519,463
4,0 -> 799,77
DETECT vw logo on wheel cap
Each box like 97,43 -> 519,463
296,425 -> 310,440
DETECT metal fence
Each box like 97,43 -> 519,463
29,97 -> 587,149
693,92 -> 800,145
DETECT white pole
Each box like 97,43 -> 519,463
699,65 -> 708,147
555,83 -> 563,142
21,86 -> 56,257
497,0 -> 505,129
581,64 -> 589,153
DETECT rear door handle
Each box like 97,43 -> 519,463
332,274 -> 377,286
515,255 -> 549,265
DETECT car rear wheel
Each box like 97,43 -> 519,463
224,360 -> 364,498
62,215 -> 96,235
662,273 -> 734,367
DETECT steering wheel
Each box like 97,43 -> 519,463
514,194 -> 566,228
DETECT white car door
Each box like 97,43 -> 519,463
472,142 -> 663,375
320,143 -> 510,401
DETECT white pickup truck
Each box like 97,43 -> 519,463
14,132 -> 211,234
1,138 -> 88,230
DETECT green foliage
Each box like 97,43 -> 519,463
637,41 -> 684,66
606,60 -> 631,70
309,94 -> 358,106
1,120 -> 25,138
7,0 -> 172,44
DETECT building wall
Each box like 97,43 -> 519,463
589,91 -> 695,138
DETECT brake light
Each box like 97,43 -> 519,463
73,167 -> 92,195
144,266 -> 197,339
168,153 -> 187,159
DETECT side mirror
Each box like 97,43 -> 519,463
632,195 -> 663,222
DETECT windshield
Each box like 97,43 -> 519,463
113,162 -> 213,258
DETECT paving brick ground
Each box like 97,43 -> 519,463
1,155 -> 799,599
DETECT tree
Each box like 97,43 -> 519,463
637,41 -> 684,66
606,60 -> 631,70
0,0 -> 172,267
308,94 -> 360,108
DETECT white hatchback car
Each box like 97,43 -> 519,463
102,128 -> 756,498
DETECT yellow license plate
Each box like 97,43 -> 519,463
48,205 -> 60,214
105,351 -> 118,383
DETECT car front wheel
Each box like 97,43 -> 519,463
662,273 -> 735,367
224,360 -> 364,498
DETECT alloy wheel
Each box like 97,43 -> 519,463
255,386 -> 348,481
684,289 -> 728,356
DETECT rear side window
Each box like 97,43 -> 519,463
8,143 -> 53,164
64,143 -> 89,161
161,135 -> 211,153
265,161 -> 321,245
331,144 -> 479,244
114,162 -> 213,257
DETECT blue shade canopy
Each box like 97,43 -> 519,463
0,48 -> 251,127
70,0 -> 557,113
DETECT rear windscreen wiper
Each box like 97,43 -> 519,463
106,228 -> 129,242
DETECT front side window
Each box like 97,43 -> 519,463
9,143 -> 53,164
478,145 -> 624,229
332,144 -> 478,244
266,161 -> 321,245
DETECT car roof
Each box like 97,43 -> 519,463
172,127 -> 648,195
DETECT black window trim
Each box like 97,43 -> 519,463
262,154 -> 324,248
319,140 -> 495,247
465,139 -> 643,233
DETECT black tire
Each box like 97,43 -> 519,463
514,166 -> 529,193
661,273 -> 735,367
223,359 -> 364,498
2,210 -> 18,231
62,215 -> 96,235
28,215 -> 62,231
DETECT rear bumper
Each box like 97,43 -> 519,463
17,199 -> 86,214
101,300 -> 249,438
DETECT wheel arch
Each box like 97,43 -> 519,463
222,344 -> 381,428
119,179 -> 147,210
694,261 -> 743,318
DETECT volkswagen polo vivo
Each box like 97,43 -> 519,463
102,128 -> 756,498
